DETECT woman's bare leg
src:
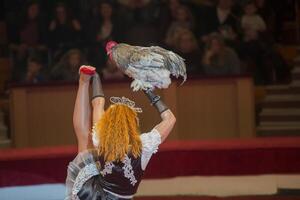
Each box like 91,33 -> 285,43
73,66 -> 93,152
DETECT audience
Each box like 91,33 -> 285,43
4,0 -> 291,85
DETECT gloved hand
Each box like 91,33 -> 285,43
144,89 -> 168,113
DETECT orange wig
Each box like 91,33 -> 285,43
96,104 -> 142,162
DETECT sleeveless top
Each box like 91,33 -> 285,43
92,127 -> 162,199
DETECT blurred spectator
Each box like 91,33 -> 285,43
86,1 -> 119,69
238,1 -> 285,85
117,0 -> 160,45
241,1 -> 266,42
23,56 -> 46,84
158,0 -> 183,41
199,0 -> 238,42
202,33 -> 241,75
18,2 -> 46,48
89,1 -> 117,42
165,0 -> 182,20
48,3 -> 82,62
165,5 -> 194,47
173,29 -> 204,75
50,49 -> 86,81
102,59 -> 125,80
9,2 -> 47,70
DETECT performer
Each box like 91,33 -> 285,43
65,65 -> 176,200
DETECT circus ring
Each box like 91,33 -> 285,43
1,138 -> 300,200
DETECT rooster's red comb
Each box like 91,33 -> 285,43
106,41 -> 118,52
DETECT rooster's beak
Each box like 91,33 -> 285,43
107,50 -> 112,55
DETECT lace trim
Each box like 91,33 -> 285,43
100,162 -> 114,176
122,155 -> 137,186
72,162 -> 100,196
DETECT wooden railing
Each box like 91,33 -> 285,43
9,75 -> 255,148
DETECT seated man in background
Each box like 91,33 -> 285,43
202,33 -> 241,76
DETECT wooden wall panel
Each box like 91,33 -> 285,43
236,79 -> 256,138
177,80 -> 238,139
9,77 -> 255,148
27,86 -> 76,147
10,88 -> 28,147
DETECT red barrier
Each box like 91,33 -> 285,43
1,137 -> 300,187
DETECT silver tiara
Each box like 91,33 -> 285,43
110,97 -> 142,113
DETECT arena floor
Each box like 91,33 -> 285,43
1,184 -> 300,200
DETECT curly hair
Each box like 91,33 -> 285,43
96,104 -> 142,162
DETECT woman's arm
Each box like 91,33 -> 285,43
154,110 -> 176,142
144,90 -> 176,142
73,67 -> 93,152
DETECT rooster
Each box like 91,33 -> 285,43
106,41 -> 187,91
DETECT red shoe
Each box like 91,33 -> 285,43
79,66 -> 96,75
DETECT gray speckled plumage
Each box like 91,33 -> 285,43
111,43 -> 187,91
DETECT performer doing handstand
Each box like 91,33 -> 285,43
65,65 -> 176,200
